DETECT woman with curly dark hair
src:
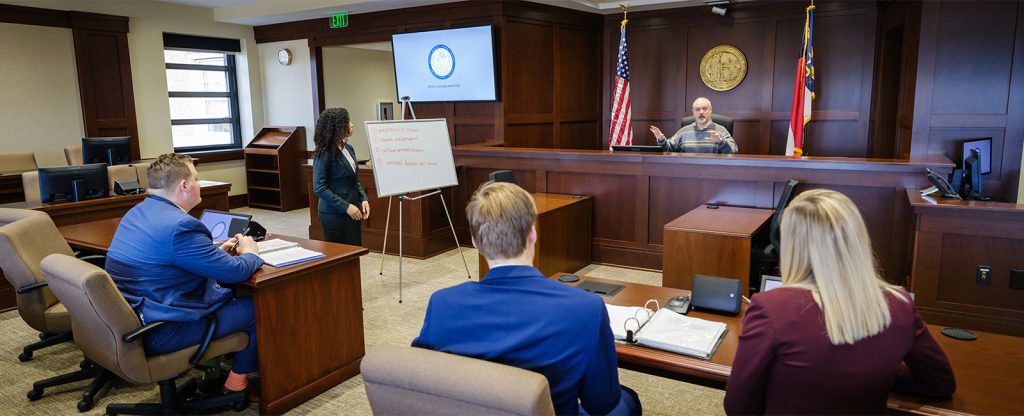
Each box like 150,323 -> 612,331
312,108 -> 369,245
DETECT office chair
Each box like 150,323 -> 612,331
750,180 -> 799,290
21,171 -> 40,203
0,152 -> 38,175
489,170 -> 517,184
38,254 -> 250,415
362,345 -> 555,416
64,146 -> 83,166
0,208 -> 104,361
681,114 -> 735,136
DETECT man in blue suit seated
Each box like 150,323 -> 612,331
413,182 -> 642,415
105,153 -> 263,399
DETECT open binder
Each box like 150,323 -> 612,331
606,300 -> 728,359
256,239 -> 324,267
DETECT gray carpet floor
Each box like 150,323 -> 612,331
0,207 -> 726,415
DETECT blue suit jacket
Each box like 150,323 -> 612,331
412,265 -> 622,416
313,143 -> 367,215
105,195 -> 264,323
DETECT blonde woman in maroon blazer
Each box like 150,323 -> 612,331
724,189 -> 955,415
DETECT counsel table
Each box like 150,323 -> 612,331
552,273 -> 1024,415
58,217 -> 369,415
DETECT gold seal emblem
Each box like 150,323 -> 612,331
700,45 -> 747,91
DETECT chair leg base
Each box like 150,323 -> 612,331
28,366 -> 101,401
105,378 -> 248,416
20,331 -> 73,361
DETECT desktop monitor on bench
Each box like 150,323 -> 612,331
38,163 -> 109,203
82,136 -> 132,166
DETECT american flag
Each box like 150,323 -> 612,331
608,19 -> 632,149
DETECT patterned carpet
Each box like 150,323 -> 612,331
0,207 -> 727,415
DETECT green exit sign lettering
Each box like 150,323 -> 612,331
330,13 -> 348,28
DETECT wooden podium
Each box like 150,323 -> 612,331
479,193 -> 592,278
244,127 -> 307,211
662,205 -> 774,294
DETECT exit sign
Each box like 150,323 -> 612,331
330,13 -> 348,28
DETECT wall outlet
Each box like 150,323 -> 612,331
1010,269 -> 1024,290
976,265 -> 992,285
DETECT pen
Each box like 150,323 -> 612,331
231,226 -> 250,252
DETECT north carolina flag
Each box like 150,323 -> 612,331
786,3 -> 815,157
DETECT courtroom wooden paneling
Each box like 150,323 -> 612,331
454,145 -> 951,280
603,1 -> 877,157
256,1 -> 602,150
867,0 -> 921,160
73,26 -> 140,161
911,1 -> 1024,201
908,190 -> 1024,336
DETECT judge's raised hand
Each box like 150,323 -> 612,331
361,200 -> 371,220
346,203 -> 364,220
649,126 -> 666,140
706,130 -> 722,143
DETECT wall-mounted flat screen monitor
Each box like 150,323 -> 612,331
83,136 -> 132,166
961,137 -> 991,175
38,163 -> 109,203
391,25 -> 497,102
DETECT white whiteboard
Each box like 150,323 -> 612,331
365,119 -> 459,197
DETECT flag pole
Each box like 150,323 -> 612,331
620,4 -> 629,30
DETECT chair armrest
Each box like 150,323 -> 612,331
16,281 -> 48,295
123,321 -> 168,343
76,254 -> 106,268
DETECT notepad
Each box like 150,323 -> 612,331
256,239 -> 324,267
634,308 -> 728,359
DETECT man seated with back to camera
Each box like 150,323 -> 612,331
412,182 -> 642,415
105,153 -> 263,400
650,97 -> 738,154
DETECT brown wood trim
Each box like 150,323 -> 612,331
181,148 -> 244,163
0,3 -> 70,27
229,193 -> 248,209
69,11 -> 129,33
309,43 -> 325,119
0,4 -> 128,32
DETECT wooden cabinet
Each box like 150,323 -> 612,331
662,205 -> 774,295
244,127 -> 307,211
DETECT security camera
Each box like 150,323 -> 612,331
711,5 -> 727,16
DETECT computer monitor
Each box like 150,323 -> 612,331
963,148 -> 983,199
38,163 -> 109,203
759,275 -> 783,293
960,138 -> 991,175
82,136 -> 132,166
199,209 -> 252,243
611,145 -> 663,152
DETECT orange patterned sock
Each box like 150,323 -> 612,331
223,371 -> 248,392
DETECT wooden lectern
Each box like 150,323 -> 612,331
244,126 -> 307,211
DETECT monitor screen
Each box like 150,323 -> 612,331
760,275 -> 783,292
611,145 -> 664,152
38,163 -> 109,203
392,25 -> 497,102
199,209 -> 252,243
961,138 -> 991,175
83,136 -> 133,166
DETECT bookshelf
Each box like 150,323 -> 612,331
244,126 -> 307,211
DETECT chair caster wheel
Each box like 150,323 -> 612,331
77,399 -> 94,412
18,351 -> 33,362
27,389 -> 43,401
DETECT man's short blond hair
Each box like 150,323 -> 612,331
147,153 -> 194,190
466,182 -> 537,260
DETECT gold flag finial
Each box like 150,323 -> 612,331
620,4 -> 629,30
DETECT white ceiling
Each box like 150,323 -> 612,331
153,0 -> 732,26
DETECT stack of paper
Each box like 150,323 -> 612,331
635,308 -> 728,359
256,239 -> 325,267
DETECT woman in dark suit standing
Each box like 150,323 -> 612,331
724,189 -> 955,415
312,108 -> 369,245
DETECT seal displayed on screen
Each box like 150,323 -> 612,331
428,44 -> 455,80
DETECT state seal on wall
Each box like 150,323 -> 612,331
700,45 -> 747,91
